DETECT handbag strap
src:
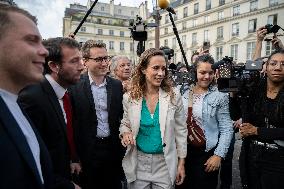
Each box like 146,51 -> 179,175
188,85 -> 194,108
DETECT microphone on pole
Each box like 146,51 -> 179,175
158,0 -> 176,14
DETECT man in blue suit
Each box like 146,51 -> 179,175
0,4 -> 53,189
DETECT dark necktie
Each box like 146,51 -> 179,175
62,92 -> 76,160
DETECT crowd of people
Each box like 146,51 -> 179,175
1,4 -> 284,189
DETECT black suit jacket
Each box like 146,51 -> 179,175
18,78 -> 75,189
0,96 -> 53,189
69,74 -> 124,165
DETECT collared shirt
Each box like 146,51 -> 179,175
45,74 -> 67,123
0,88 -> 44,183
88,72 -> 110,137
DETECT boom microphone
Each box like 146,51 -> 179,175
158,0 -> 176,14
158,0 -> 170,9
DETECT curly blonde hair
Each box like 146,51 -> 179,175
129,48 -> 174,102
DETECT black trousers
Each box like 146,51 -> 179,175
246,143 -> 284,189
176,145 -> 219,189
81,138 -> 123,189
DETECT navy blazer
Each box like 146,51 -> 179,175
0,96 -> 53,189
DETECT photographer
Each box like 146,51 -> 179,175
239,49 -> 284,189
253,26 -> 284,60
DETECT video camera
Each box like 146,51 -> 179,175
214,56 -> 264,93
129,15 -> 157,56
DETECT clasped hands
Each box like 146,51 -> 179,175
239,123 -> 258,138
121,132 -> 135,147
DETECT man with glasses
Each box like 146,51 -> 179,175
69,40 -> 124,189
18,37 -> 84,189
238,49 -> 284,189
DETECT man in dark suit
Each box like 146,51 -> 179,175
69,40 -> 124,189
0,4 -> 53,189
18,37 -> 84,189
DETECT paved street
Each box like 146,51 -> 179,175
219,133 -> 242,189
231,134 -> 242,189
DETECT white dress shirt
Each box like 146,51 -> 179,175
0,88 -> 44,183
45,74 -> 67,123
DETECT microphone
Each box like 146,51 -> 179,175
158,0 -> 169,9
158,0 -> 176,14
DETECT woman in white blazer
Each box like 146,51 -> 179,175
119,48 -> 187,189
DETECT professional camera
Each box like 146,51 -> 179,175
214,56 -> 263,93
264,24 -> 283,34
129,15 -> 157,56
160,46 -> 174,61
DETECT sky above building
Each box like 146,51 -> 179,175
14,0 -> 154,39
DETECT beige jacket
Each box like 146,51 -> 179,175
119,88 -> 187,185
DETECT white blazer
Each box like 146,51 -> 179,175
119,88 -> 187,185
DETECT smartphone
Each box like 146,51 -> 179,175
203,41 -> 210,51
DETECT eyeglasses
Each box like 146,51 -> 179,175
86,56 -> 112,63
267,60 -> 284,68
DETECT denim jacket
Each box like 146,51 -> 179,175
180,84 -> 233,158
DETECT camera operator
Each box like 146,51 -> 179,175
239,49 -> 284,189
253,26 -> 284,60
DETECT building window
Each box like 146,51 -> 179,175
217,26 -> 224,39
101,6 -> 104,11
120,42 -> 124,50
118,9 -> 121,14
269,0 -> 278,7
268,14 -> 278,25
109,41 -> 114,50
250,0 -> 258,11
233,5 -> 240,16
165,14 -> 169,24
120,31 -> 124,37
232,23 -> 239,36
231,44 -> 239,60
130,42 -> 134,51
192,19 -> 197,27
80,27 -> 86,32
182,22 -> 186,30
216,46 -> 223,61
219,0 -> 225,6
194,3 -> 199,14
247,42 -> 256,60
182,35 -> 186,47
174,11 -> 178,21
109,30 -> 114,36
183,7 -> 188,17
192,33 -> 197,46
164,27 -> 168,34
265,41 -> 275,56
204,15 -> 210,23
172,37 -> 176,49
164,39 -> 168,46
204,30 -> 209,42
218,11 -> 224,20
206,0 -> 211,10
108,20 -> 113,24
98,29 -> 103,35
248,19 -> 257,33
